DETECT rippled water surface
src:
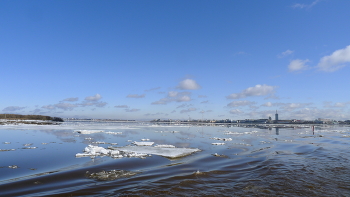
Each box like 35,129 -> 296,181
1,122 -> 350,196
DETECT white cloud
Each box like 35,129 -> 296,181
226,84 -> 276,99
227,100 -> 256,107
229,109 -> 243,114
85,94 -> 102,101
115,105 -> 129,108
152,92 -> 192,105
324,101 -> 350,108
42,105 -> 55,110
281,103 -> 312,111
278,50 -> 294,58
292,0 -> 320,9
145,87 -> 161,92
176,104 -> 192,108
317,45 -> 350,72
127,94 -> 145,98
177,79 -> 201,90
288,59 -> 310,72
95,102 -> 107,107
180,108 -> 197,113
178,95 -> 191,102
125,108 -> 140,112
262,102 -> 273,107
55,103 -> 77,111
63,97 -> 79,102
168,91 -> 178,97
235,51 -> 248,55
2,106 -> 26,112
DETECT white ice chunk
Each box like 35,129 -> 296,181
133,141 -> 154,146
109,150 -> 120,155
212,143 -> 225,145
154,144 -> 175,148
112,146 -> 200,158
83,145 -> 108,155
211,137 -> 232,141
75,130 -> 104,134
105,131 -> 122,135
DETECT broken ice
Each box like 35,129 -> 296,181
133,141 -> 154,146
211,137 -> 232,141
76,144 -> 200,159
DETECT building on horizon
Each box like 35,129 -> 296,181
275,110 -> 278,121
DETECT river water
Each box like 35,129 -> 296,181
0,122 -> 349,196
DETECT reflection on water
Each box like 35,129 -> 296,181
0,122 -> 350,196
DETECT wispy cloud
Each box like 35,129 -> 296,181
226,84 -> 277,99
180,108 -> 197,113
176,104 -> 192,108
235,51 -> 248,56
63,97 -> 79,102
115,105 -> 129,108
85,94 -> 102,101
145,87 -> 161,92
288,59 -> 310,72
127,94 -> 146,98
278,50 -> 294,58
2,106 -> 26,112
227,100 -> 256,107
292,0 -> 321,9
324,101 -> 350,108
317,45 -> 350,72
177,79 -> 201,90
55,103 -> 78,111
125,108 -> 140,112
229,109 -> 244,114
152,91 -> 192,105
262,102 -> 273,107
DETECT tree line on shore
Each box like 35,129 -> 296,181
0,114 -> 64,122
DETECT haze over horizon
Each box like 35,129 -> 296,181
1,0 -> 350,121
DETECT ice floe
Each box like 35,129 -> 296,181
0,149 -> 16,152
76,144 -> 200,159
110,146 -> 200,158
76,145 -> 149,159
75,130 -> 104,134
225,132 -> 243,135
211,143 -> 225,145
133,141 -> 154,146
211,137 -> 232,141
8,165 -> 19,169
154,144 -> 175,148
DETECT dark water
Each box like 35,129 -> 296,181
1,122 -> 349,196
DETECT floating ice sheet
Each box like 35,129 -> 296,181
133,141 -> 154,146
75,130 -> 104,134
77,144 -> 200,159
110,146 -> 200,158
212,143 -> 225,145
211,137 -> 232,141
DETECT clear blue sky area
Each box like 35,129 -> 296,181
1,0 -> 350,120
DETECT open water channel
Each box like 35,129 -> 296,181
0,121 -> 349,196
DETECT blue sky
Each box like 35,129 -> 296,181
1,0 -> 350,120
